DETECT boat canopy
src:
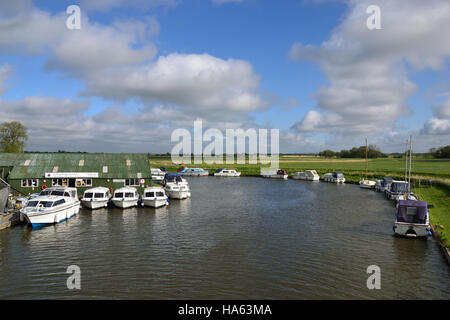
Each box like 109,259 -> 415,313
165,173 -> 183,183
381,177 -> 393,186
215,168 -> 225,173
396,200 -> 428,224
333,171 -> 344,178
391,182 -> 409,193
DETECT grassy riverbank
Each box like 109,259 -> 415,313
150,155 -> 450,248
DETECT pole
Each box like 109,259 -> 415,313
408,135 -> 412,194
365,138 -> 368,180
405,139 -> 408,182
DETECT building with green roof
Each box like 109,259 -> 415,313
0,153 -> 152,196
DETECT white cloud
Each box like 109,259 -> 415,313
290,0 -> 450,138
79,0 -> 178,12
84,53 -> 267,119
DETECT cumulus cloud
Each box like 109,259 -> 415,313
84,53 -> 267,119
421,96 -> 450,136
290,0 -> 450,138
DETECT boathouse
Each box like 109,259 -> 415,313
0,153 -> 152,196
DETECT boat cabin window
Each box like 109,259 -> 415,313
40,190 -> 50,196
391,183 -> 409,193
125,192 -> 135,198
84,192 -> 93,198
156,192 -> 165,197
94,193 -> 104,198
53,199 -> 66,206
146,192 -> 155,197
115,192 -> 124,198
39,201 -> 54,208
27,201 -> 39,207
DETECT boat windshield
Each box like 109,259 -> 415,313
146,192 -> 155,197
27,201 -> 39,207
40,190 -> 50,196
39,201 -> 54,208
84,192 -> 93,198
94,193 -> 104,198
125,192 -> 135,198
156,192 -> 165,197
115,192 -> 124,198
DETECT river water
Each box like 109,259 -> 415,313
0,177 -> 449,299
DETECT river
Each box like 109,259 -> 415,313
0,177 -> 449,299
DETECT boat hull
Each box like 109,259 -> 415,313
323,177 -> 345,183
394,222 -> 431,238
214,173 -> 241,177
143,199 -> 168,208
81,199 -> 109,209
166,190 -> 189,200
24,202 -> 80,227
359,180 -> 376,189
263,174 -> 288,180
112,200 -> 138,209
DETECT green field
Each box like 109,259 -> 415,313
150,155 -> 450,247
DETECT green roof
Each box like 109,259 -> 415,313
0,153 -> 151,179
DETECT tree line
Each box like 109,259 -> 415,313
318,145 -> 386,158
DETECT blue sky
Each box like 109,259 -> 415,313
1,0 -> 450,153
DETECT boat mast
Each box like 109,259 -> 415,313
408,135 -> 412,195
405,139 -> 408,182
365,138 -> 368,180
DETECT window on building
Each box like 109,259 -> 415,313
52,179 -> 67,187
75,179 -> 92,187
125,178 -> 139,186
21,179 -> 39,187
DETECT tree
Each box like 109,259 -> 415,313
0,121 -> 28,153
433,145 -> 450,159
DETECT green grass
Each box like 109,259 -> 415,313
150,155 -> 450,247
415,183 -> 450,248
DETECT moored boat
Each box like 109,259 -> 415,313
164,173 -> 191,200
81,187 -> 111,209
323,171 -> 345,183
177,167 -> 209,177
291,170 -> 320,181
359,138 -> 376,189
20,187 -> 80,228
393,200 -> 431,238
262,169 -> 288,180
142,187 -> 169,208
214,168 -> 241,177
111,187 -> 139,209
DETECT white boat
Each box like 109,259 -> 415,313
111,187 -> 139,209
81,187 -> 111,209
291,170 -> 320,181
214,168 -> 241,177
151,168 -> 167,182
262,169 -> 288,180
163,173 -> 191,200
20,187 -> 80,228
142,187 -> 169,208
323,171 -> 345,183
393,200 -> 431,238
359,138 -> 376,189
359,179 -> 376,189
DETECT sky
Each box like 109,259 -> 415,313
0,0 -> 449,153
